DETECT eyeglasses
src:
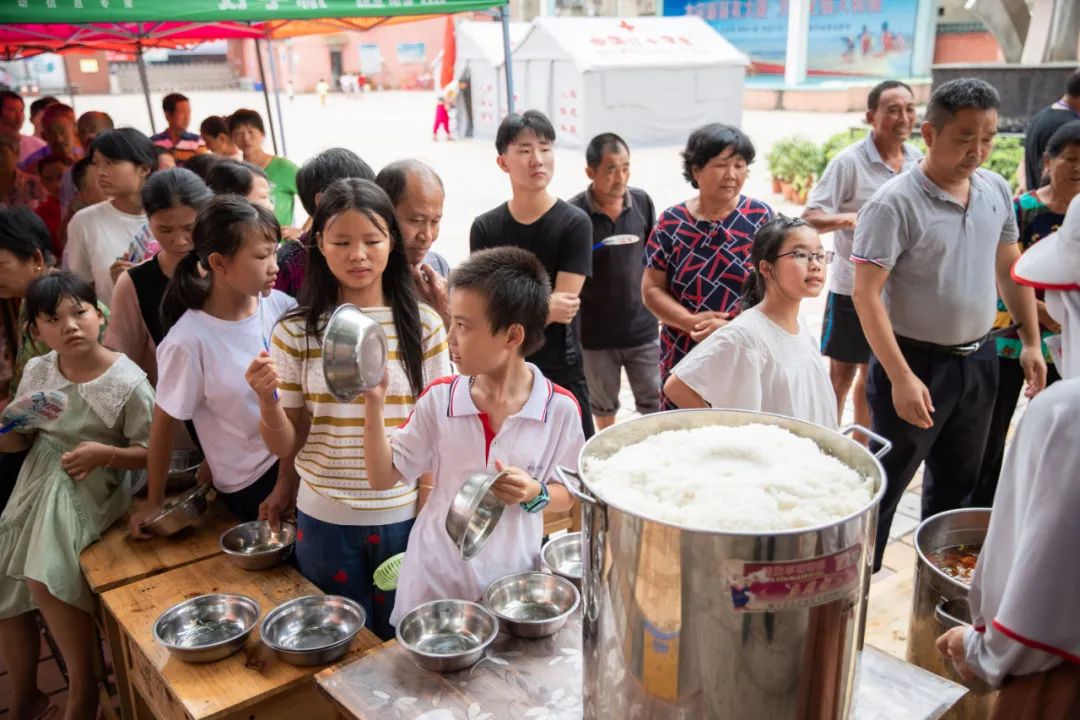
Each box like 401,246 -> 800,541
774,250 -> 834,266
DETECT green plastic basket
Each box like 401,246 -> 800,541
373,552 -> 405,591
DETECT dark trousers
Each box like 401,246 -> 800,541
544,368 -> 596,440
221,461 -> 279,522
867,342 -> 999,571
971,357 -> 1061,507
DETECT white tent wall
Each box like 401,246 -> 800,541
577,65 -> 745,148
454,21 -> 529,140
510,16 -> 748,148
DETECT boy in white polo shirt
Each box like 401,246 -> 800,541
363,247 -> 583,627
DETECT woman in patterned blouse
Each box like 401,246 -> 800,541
642,124 -> 774,409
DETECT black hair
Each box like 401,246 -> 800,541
142,168 -> 213,218
161,195 -> 280,331
37,154 -> 69,176
205,159 -> 266,197
373,159 -> 442,208
925,78 -> 1000,129
681,124 -> 756,188
29,96 -> 58,118
297,148 -> 375,216
1066,69 -> 1080,99
76,111 -> 113,138
289,178 -> 426,396
585,133 -> 630,169
449,247 -> 549,357
0,90 -> 21,111
90,127 -> 157,172
1046,120 -> 1080,158
24,271 -> 98,332
162,93 -> 189,115
227,109 -> 265,136
739,215 -> 811,311
182,152 -> 221,182
200,115 -> 229,138
495,110 -> 556,155
71,156 -> 94,191
867,80 -> 914,111
0,206 -> 55,268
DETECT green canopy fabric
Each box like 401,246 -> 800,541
0,0 -> 504,25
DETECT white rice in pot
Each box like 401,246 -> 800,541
583,424 -> 874,532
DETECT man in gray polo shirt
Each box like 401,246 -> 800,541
804,80 -> 922,434
852,78 -> 1046,571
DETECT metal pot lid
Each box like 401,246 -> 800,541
322,304 -> 389,402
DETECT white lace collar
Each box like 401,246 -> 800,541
20,351 -> 147,428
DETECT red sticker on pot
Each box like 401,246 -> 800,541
725,544 -> 862,613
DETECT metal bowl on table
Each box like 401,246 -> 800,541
260,595 -> 365,666
141,482 -> 212,538
220,520 -> 296,571
484,571 -> 580,638
130,449 -> 203,496
153,593 -> 260,663
541,532 -> 583,589
396,600 -> 498,673
445,470 -> 508,560
322,303 -> 389,402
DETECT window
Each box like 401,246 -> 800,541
396,42 -> 426,65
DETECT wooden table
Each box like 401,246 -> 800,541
101,554 -> 381,720
316,613 -> 966,720
81,498 -> 237,720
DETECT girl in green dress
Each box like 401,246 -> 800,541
0,272 -> 153,720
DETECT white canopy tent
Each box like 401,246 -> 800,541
511,16 -> 749,147
455,20 -> 529,141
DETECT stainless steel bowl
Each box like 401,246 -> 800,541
541,532 -> 583,589
322,304 -> 388,402
483,571 -> 580,638
445,471 -> 508,560
130,449 -> 203,496
152,593 -> 260,663
395,600 -> 498,673
260,595 -> 365,666
141,482 -> 212,538
220,520 -> 296,571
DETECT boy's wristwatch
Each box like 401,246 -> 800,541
520,480 -> 550,513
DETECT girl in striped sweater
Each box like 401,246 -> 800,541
247,178 -> 449,639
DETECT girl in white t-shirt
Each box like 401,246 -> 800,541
129,196 -> 296,536
246,178 -> 449,640
65,128 -> 157,308
664,216 -> 839,427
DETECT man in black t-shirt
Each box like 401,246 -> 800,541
470,110 -> 595,438
1023,69 -> 1080,192
569,133 -> 659,432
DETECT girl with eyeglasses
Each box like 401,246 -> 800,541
663,215 -> 839,427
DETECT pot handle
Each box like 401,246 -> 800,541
934,599 -> 972,630
839,424 -> 893,460
555,466 -> 599,506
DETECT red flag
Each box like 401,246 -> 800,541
440,16 -> 456,91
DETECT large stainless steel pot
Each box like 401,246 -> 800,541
908,508 -> 995,720
556,409 -> 890,719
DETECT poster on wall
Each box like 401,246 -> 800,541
663,0 -> 919,78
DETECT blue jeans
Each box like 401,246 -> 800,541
294,511 -> 414,641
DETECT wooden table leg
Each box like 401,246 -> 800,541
101,605 -> 136,720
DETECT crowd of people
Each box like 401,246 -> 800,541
0,70 -> 1077,719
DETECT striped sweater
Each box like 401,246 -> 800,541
271,304 -> 450,526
